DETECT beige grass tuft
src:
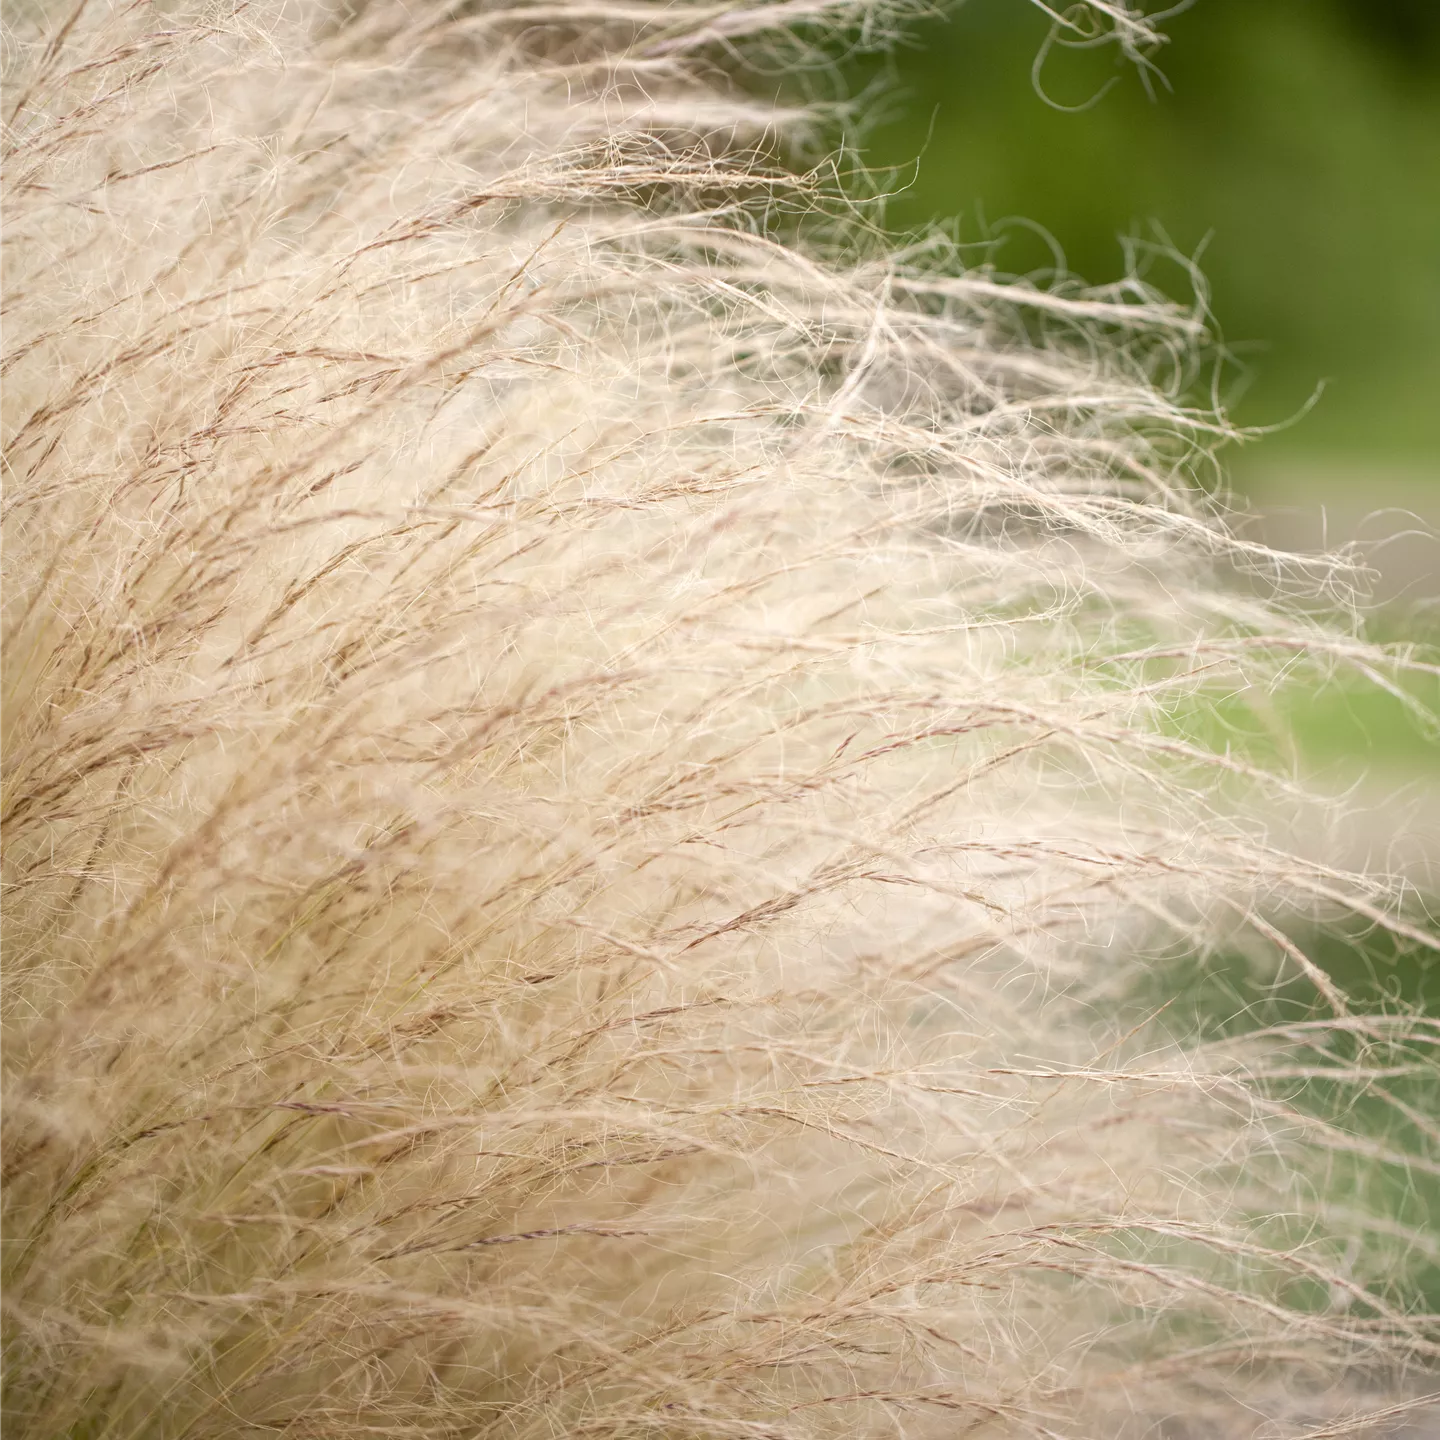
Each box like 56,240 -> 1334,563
3,1 -> 1437,1435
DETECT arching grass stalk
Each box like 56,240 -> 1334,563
3,2 -> 1436,1435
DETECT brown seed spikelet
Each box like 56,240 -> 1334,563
2,1 -> 1437,1436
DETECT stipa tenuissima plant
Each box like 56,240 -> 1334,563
3,1 -> 1438,1435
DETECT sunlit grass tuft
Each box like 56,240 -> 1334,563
2,2 -> 1437,1436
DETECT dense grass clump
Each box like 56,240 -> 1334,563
2,1 -> 1437,1435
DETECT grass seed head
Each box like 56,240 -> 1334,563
2,1 -> 1437,1436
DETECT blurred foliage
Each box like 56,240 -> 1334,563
1133,919 -> 1440,1314
831,0 -> 1440,464
1168,663 -> 1440,774
820,0 -> 1440,776
817,3 -> 1440,1249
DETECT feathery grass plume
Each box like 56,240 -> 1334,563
3,0 -> 1438,1435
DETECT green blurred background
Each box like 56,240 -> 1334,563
815,0 -> 1440,865
835,0 -> 1439,606
828,1 -> 1440,1205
